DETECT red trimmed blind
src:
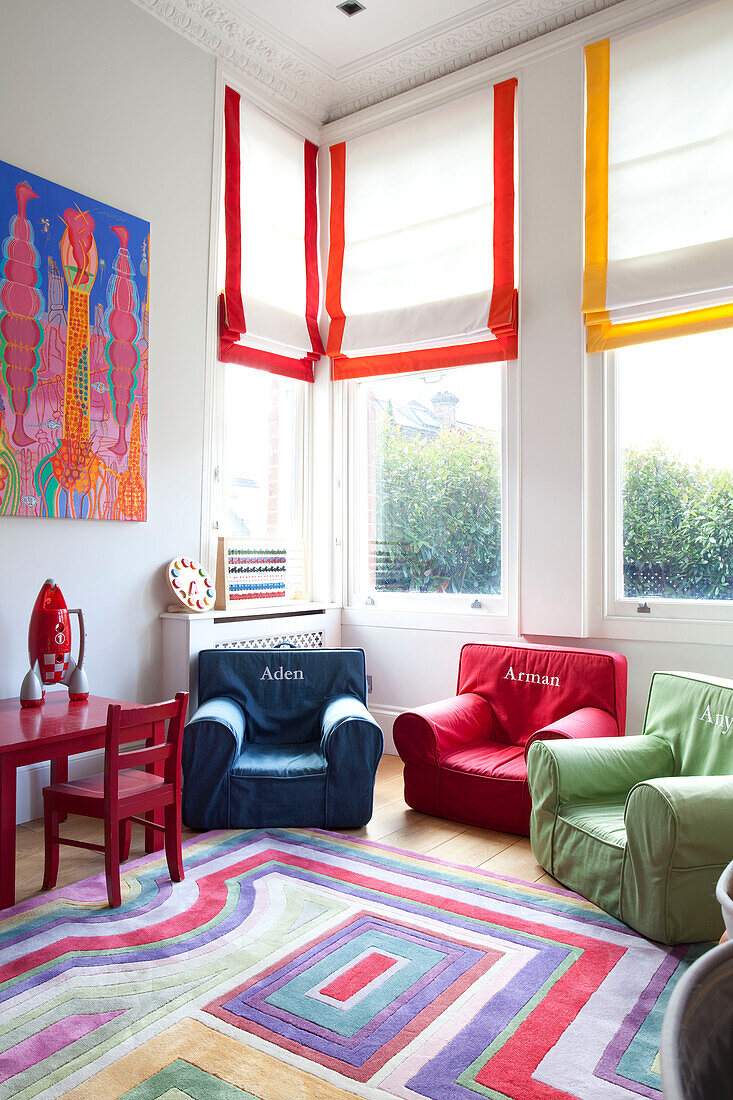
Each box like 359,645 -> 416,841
221,86 -> 323,382
325,80 -> 518,381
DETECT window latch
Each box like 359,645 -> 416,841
637,601 -> 651,614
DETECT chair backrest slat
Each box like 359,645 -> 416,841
117,700 -> 184,731
119,743 -> 172,770
104,694 -> 188,801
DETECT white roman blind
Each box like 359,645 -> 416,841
326,80 -> 518,380
583,0 -> 733,350
220,87 -> 323,381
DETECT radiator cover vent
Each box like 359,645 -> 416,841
215,630 -> 324,650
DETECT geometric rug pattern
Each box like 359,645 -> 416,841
0,829 -> 709,1099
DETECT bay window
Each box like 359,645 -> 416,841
210,84 -> 320,585
327,80 -> 518,616
350,364 -> 507,610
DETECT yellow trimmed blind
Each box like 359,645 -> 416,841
583,1 -> 733,352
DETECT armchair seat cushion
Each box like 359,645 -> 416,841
558,799 -> 627,848
231,743 -> 326,779
442,741 -> 526,782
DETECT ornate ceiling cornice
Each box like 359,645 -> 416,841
327,0 -> 626,120
132,0 -> 333,121
131,0 -> 627,123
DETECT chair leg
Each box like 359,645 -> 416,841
164,803 -> 184,883
119,819 -> 132,862
43,804 -> 60,891
104,818 -> 122,908
143,809 -> 163,854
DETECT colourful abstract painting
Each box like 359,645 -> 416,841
0,160 -> 149,521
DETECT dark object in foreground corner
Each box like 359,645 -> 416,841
660,939 -> 733,1100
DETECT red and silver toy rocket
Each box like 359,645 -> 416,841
19,580 -> 89,707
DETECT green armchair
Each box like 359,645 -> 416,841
527,671 -> 733,943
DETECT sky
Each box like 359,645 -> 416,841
358,362 -> 503,432
616,328 -> 733,470
223,366 -> 298,535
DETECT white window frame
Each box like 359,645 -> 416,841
342,361 -> 518,633
595,349 -> 733,642
207,364 -> 312,581
200,63 -> 319,585
216,366 -> 311,538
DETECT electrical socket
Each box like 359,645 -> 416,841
366,674 -> 373,694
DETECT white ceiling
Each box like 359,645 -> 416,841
230,0 -> 502,73
133,0 -> 628,123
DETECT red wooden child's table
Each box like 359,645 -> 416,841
0,694 -> 165,909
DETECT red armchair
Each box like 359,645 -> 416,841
393,642 -> 627,835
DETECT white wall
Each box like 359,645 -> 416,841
0,0 -> 215,708
518,46 -> 586,638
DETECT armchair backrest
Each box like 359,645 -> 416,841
642,671 -> 733,777
198,648 -> 368,745
456,643 -> 627,746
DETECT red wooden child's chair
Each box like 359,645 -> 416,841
42,693 -> 188,908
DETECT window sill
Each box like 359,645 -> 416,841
594,612 -> 733,646
342,606 -> 518,635
160,601 -> 340,622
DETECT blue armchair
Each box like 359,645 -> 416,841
182,647 -> 383,830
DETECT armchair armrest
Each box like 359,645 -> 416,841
182,697 -> 245,829
528,733 -> 674,877
626,775 -> 733,867
624,775 -> 733,942
186,697 -> 245,758
527,733 -> 673,807
320,695 -> 383,829
321,696 -> 382,755
524,706 -> 620,760
393,693 -> 495,766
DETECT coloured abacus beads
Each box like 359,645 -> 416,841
214,537 -> 307,609
224,546 -> 287,602
166,557 -> 216,613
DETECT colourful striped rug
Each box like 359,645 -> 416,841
0,829 -> 708,1099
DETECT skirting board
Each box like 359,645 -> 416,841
369,704 -> 401,756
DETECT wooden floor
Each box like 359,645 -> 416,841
13,753 -> 558,906
352,754 -> 559,887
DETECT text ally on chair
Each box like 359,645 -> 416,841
393,642 -> 627,836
